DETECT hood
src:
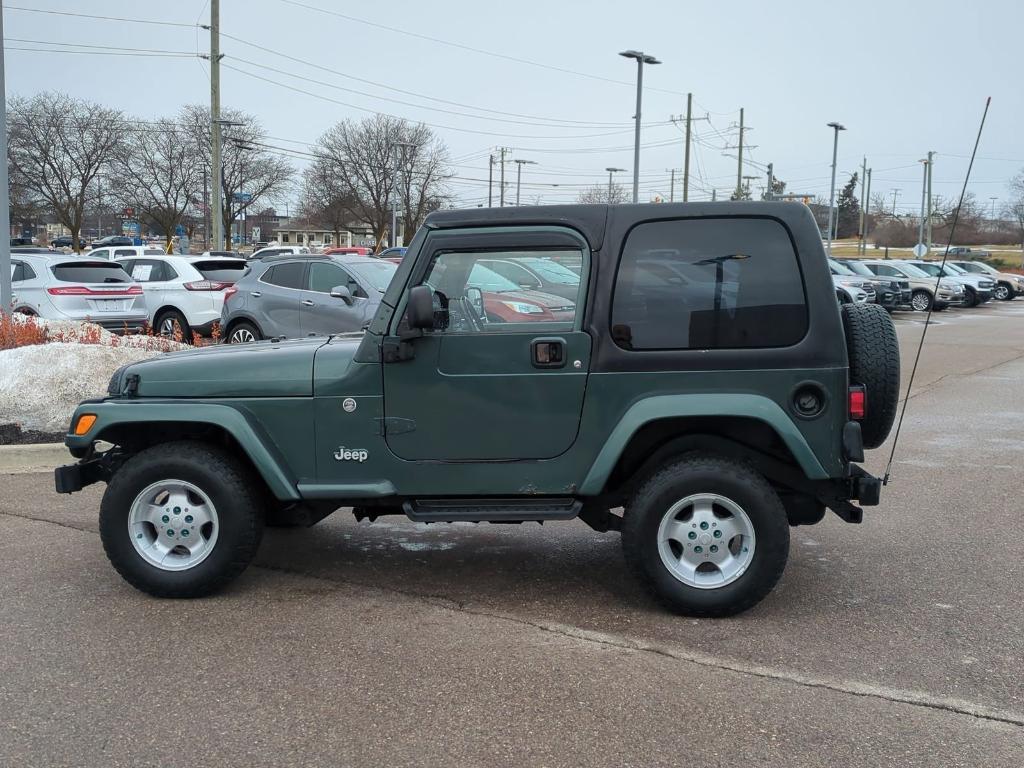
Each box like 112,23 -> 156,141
486,288 -> 575,310
122,336 -> 329,398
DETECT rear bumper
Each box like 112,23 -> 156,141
94,318 -> 148,334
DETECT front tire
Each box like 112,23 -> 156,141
995,283 -> 1013,301
100,441 -> 265,598
910,289 -> 932,312
621,455 -> 789,617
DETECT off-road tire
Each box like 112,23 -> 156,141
155,309 -> 192,342
621,454 -> 790,617
841,302 -> 900,449
100,441 -> 265,597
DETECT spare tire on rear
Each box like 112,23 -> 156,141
841,303 -> 900,449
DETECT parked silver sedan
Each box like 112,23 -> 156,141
8,252 -> 148,333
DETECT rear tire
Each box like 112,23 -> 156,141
100,441 -> 265,598
621,455 -> 789,618
155,309 -> 191,342
228,320 -> 261,344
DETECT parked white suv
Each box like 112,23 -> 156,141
87,245 -> 167,261
8,253 -> 148,332
248,245 -> 310,262
114,254 -> 248,339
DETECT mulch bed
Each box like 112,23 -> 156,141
0,423 -> 65,445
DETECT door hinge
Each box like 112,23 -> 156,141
377,417 -> 416,436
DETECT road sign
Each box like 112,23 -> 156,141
252,226 -> 261,242
912,243 -> 927,258
232,192 -> 253,203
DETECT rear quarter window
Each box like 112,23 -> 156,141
51,262 -> 133,283
611,217 -> 807,350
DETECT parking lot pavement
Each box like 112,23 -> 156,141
2,301 -> 1024,766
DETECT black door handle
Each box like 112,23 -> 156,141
531,337 -> 566,368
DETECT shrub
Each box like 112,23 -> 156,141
0,312 -> 48,350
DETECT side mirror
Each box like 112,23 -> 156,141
466,286 -> 486,321
406,284 -> 435,330
330,285 -> 353,305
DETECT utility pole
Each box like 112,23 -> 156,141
858,157 -> 867,251
0,1 -> 10,313
683,92 -> 692,202
861,168 -> 872,255
499,147 -> 507,207
925,151 -> 934,252
514,159 -> 536,206
202,164 -> 209,249
668,168 -> 676,202
605,167 -> 625,203
488,154 -> 494,207
735,107 -> 745,200
388,141 -> 416,247
825,121 -> 846,255
765,163 -> 774,201
918,157 -> 929,247
891,188 -> 901,217
209,0 -> 223,251
711,189 -> 717,202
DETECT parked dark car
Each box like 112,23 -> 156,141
50,235 -> 87,249
10,236 -> 34,247
831,258 -> 911,311
221,254 -> 398,343
91,235 -> 134,248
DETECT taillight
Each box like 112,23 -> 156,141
48,285 -> 142,296
849,386 -> 866,419
183,280 -> 231,291
223,285 -> 238,301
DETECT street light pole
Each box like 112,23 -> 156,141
605,167 -> 626,203
825,121 -> 846,256
389,141 -> 416,248
619,50 -> 661,204
514,159 -> 536,206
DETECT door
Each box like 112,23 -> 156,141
253,260 -> 306,338
299,261 -> 369,336
124,259 -> 176,324
382,229 -> 592,461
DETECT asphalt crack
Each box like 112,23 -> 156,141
5,510 -> 1023,729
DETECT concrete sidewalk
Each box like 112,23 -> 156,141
0,443 -> 71,474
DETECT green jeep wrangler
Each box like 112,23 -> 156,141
56,202 -> 899,617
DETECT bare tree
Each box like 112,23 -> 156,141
181,105 -> 293,250
577,182 -> 627,204
312,115 -> 451,248
112,116 -> 203,249
1005,170 -> 1024,259
299,156 -> 358,245
8,92 -> 124,252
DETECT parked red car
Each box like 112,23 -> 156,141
322,246 -> 371,256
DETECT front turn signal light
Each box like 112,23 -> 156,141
73,414 -> 97,436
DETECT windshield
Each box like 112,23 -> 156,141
522,257 -> 581,284
843,260 -> 873,276
908,262 -> 941,277
942,262 -> 966,275
467,263 -> 521,292
348,260 -> 398,292
828,258 -> 855,276
897,263 -> 930,278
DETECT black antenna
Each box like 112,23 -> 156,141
883,96 -> 991,484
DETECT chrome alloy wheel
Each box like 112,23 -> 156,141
229,327 -> 255,343
911,292 -> 930,311
994,284 -> 1010,300
159,317 -> 178,336
128,480 -> 220,571
657,493 -> 756,589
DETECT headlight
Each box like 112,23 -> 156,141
500,301 -> 544,314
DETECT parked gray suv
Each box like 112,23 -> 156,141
220,254 -> 398,343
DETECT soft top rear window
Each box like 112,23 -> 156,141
193,260 -> 247,282
51,262 -> 132,283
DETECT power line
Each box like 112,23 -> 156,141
276,0 -> 689,97
6,47 -> 198,58
5,37 -> 199,56
6,6 -> 197,29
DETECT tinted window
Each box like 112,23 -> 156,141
912,262 -> 941,277
114,249 -> 138,258
144,249 -> 165,256
11,261 -> 25,282
261,262 -> 305,289
193,260 -> 246,282
88,248 -> 112,260
843,260 -> 874,277
347,261 -> 397,293
611,218 -> 807,350
308,262 -> 355,294
51,262 -> 132,283
126,259 -> 167,282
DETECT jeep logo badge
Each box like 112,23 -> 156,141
342,397 -> 357,413
334,446 -> 368,462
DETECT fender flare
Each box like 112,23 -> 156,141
579,393 -> 828,495
69,401 -> 300,501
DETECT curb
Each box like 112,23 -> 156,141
0,443 -> 71,474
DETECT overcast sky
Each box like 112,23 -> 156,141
6,0 -> 1023,215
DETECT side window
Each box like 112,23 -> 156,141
874,265 -> 897,277
308,262 -> 364,297
90,248 -> 110,260
114,249 -> 137,258
129,260 -> 159,282
20,262 -> 37,281
11,261 -> 24,282
420,247 -> 582,333
611,217 -> 807,350
261,261 -> 306,289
